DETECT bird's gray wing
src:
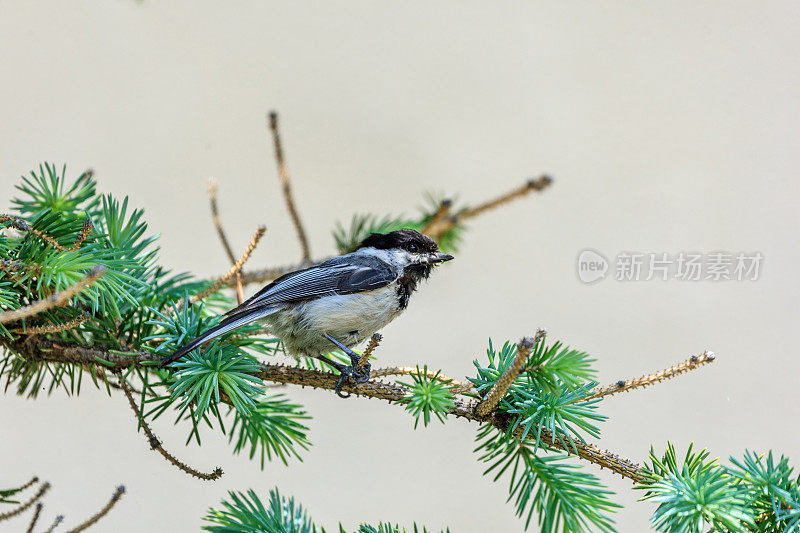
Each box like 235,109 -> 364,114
225,256 -> 398,319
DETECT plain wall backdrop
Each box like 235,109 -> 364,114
1,1 -> 799,531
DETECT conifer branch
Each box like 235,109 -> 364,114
0,265 -> 105,324
268,111 -> 311,262
170,226 -> 265,314
10,338 -> 653,482
116,371 -> 223,481
12,313 -> 90,335
578,351 -> 716,403
63,485 -> 126,533
25,503 -> 42,533
0,481 -> 50,522
474,331 -> 543,417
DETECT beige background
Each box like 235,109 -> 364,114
1,1 -> 799,531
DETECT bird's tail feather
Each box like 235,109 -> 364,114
160,306 -> 278,367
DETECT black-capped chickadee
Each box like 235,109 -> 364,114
161,229 -> 454,396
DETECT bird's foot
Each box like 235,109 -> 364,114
332,362 -> 371,399
316,354 -> 371,399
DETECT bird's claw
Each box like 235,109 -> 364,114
333,362 -> 371,399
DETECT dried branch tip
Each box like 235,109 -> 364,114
171,226 -> 266,313
580,350 -> 717,403
116,372 -> 223,481
358,333 -> 382,369
268,110 -> 311,262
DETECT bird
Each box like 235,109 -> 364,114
160,228 -> 454,397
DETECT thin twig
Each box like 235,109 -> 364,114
458,175 -> 553,222
420,199 -> 452,237
42,514 -> 63,533
207,178 -> 246,304
0,482 -> 50,522
64,486 -> 126,533
370,365 -> 472,392
25,503 -> 42,533
0,215 -> 93,252
578,351 -> 717,403
0,266 -> 105,324
207,178 -> 237,265
170,226 -> 266,314
115,371 -> 223,481
357,333 -> 382,370
12,313 -> 90,335
474,331 -> 544,417
268,111 -> 311,262
234,176 -> 552,286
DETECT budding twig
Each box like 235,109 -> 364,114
268,111 -> 311,262
357,333 -> 382,369
0,481 -> 50,522
474,330 -> 544,417
170,226 -> 266,314
64,485 -> 126,533
12,313 -> 90,335
578,351 -> 717,403
116,371 -> 223,481
0,265 -> 106,324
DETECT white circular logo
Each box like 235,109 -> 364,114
576,249 -> 608,284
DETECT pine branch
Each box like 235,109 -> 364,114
268,111 -> 311,262
7,337 -> 682,482
0,265 -> 105,324
116,371 -> 223,481
579,351 -> 716,403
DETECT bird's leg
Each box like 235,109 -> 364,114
315,354 -> 353,398
324,334 -> 361,366
323,334 -> 372,397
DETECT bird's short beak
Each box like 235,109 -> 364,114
428,252 -> 454,264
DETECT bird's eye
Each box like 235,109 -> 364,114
406,243 -> 418,253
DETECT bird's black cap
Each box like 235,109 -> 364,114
358,229 -> 439,253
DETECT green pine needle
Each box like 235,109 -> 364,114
397,366 -> 455,429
